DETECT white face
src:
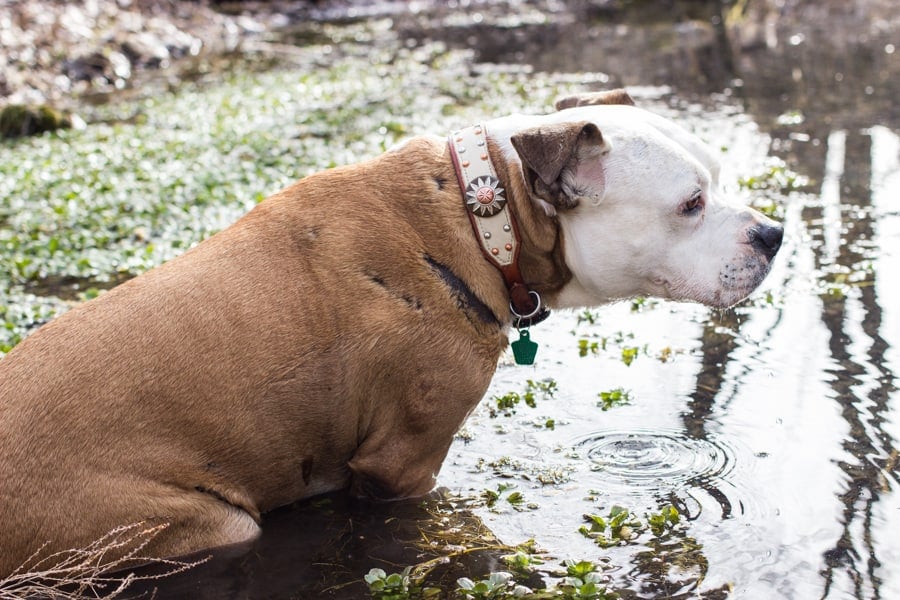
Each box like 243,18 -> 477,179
496,105 -> 783,309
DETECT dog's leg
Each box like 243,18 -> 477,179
158,503 -> 261,558
346,373 -> 493,501
131,484 -> 263,561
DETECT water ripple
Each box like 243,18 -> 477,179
575,429 -> 761,520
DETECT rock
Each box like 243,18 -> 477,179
63,50 -> 131,86
0,104 -> 74,138
0,0 -> 250,109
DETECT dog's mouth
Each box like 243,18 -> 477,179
653,252 -> 777,309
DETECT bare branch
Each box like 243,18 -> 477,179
0,522 -> 207,600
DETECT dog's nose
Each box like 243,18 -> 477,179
748,223 -> 784,260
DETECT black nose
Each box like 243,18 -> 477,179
749,223 -> 783,260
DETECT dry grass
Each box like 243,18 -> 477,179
0,522 -> 207,599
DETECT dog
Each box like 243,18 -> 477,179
0,90 -> 782,575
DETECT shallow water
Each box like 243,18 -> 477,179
435,5 -> 900,596
3,1 -> 899,598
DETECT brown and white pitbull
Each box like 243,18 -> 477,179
0,90 -> 782,575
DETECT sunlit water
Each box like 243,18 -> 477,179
437,4 -> 899,597
3,1 -> 899,599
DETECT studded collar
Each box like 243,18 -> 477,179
448,123 -> 550,328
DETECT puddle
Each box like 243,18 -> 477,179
126,491 -> 535,600
1,1 -> 899,598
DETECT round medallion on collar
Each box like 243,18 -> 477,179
465,176 -> 507,217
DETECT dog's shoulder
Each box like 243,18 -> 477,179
385,133 -> 446,156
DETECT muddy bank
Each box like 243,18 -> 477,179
5,0 -> 895,120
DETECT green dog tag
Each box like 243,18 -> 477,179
511,329 -> 538,365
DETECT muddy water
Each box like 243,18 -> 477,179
7,1 -> 899,599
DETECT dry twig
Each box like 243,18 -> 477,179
0,521 -> 207,599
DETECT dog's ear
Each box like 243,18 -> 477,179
510,121 -> 608,213
554,88 -> 635,111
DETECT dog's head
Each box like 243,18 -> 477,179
494,90 -> 783,309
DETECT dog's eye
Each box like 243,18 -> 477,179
681,190 -> 704,215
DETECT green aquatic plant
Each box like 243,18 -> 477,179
365,567 -> 440,599
373,557 -> 619,600
619,346 -> 639,366
578,331 -> 642,360
579,506 -> 643,548
456,572 -> 529,599
646,505 -> 681,537
577,338 -> 603,357
558,562 -> 618,600
502,551 -> 544,576
737,158 -> 806,192
480,483 -> 532,512
489,379 -> 557,417
579,504 -> 684,551
575,309 -> 601,325
0,292 -> 67,355
556,560 -> 617,599
629,297 -> 658,313
596,388 -> 631,411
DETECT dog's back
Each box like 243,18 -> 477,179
0,135 -> 505,575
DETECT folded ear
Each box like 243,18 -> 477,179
554,88 -> 635,111
510,121 -> 608,212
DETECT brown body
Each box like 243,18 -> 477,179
0,91 -> 784,575
0,135 -> 568,575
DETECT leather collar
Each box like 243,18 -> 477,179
448,123 -> 551,328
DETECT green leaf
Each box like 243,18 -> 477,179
565,559 -> 598,579
457,577 -> 475,590
364,568 -> 386,585
620,346 -> 639,366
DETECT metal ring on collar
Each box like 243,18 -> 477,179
509,291 -> 542,321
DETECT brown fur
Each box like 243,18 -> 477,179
0,135 -> 576,575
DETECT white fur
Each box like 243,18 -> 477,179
486,105 -> 778,309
